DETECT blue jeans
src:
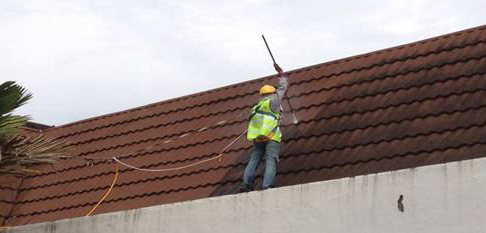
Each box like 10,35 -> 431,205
242,140 -> 280,189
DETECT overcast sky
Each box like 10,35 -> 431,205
1,0 -> 485,126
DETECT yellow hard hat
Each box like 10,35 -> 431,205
260,85 -> 276,95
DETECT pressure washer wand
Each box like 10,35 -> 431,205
262,35 -> 278,64
262,35 -> 298,124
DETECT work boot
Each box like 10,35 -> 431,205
237,185 -> 253,193
262,185 -> 275,190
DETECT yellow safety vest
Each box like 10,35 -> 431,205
247,98 -> 282,142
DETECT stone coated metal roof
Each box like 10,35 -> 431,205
1,25 -> 485,226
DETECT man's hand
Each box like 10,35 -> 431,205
274,63 -> 284,76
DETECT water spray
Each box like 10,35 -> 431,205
261,34 -> 299,124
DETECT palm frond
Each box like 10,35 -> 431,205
0,81 -> 33,116
0,115 -> 29,142
0,135 -> 73,175
0,81 -> 73,176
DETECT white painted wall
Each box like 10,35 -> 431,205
5,158 -> 486,233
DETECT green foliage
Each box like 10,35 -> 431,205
0,81 -> 32,141
0,135 -> 72,175
0,81 -> 33,116
0,115 -> 28,144
0,81 -> 72,175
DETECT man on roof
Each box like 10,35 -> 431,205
239,64 -> 289,192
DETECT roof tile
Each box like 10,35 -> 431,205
1,25 -> 485,226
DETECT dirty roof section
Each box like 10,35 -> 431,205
1,25 -> 485,226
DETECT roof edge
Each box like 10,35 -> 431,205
48,24 -> 486,131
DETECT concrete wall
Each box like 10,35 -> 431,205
5,158 -> 486,233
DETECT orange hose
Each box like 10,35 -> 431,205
85,163 -> 119,216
